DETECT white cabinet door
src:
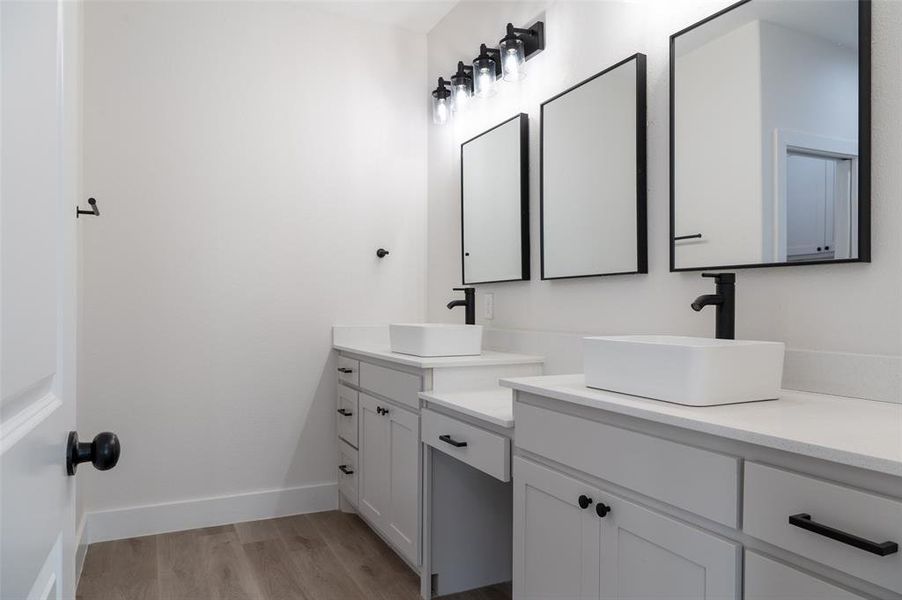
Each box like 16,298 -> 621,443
597,490 -> 740,600
357,393 -> 420,566
358,393 -> 390,526
745,551 -> 867,600
385,404 -> 420,566
513,458 -> 600,600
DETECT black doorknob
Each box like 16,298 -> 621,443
578,494 -> 593,509
596,502 -> 611,518
67,431 -> 120,476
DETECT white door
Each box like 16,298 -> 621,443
358,393 -> 390,526
513,457 -> 600,600
597,490 -> 740,600
1,1 -> 81,599
786,152 -> 853,261
385,404 -> 419,565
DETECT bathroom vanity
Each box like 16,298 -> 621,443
503,374 -> 902,600
331,326 -> 541,580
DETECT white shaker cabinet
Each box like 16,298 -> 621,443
513,457 -> 739,600
358,392 -> 419,566
745,552 -> 868,600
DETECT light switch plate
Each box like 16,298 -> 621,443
484,293 -> 494,320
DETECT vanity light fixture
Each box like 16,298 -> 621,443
450,61 -> 474,112
430,20 -> 545,122
499,21 -> 545,81
473,44 -> 502,98
432,77 -> 452,125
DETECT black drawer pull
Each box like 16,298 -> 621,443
338,464 -> 354,475
376,406 -> 390,416
337,408 -> 353,416
789,513 -> 899,556
337,367 -> 353,374
439,434 -> 467,448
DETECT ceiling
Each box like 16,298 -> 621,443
310,0 -> 459,34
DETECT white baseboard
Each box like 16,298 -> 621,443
86,481 -> 337,544
75,514 -> 88,586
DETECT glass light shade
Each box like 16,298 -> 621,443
451,81 -> 472,112
432,95 -> 451,125
473,57 -> 497,98
500,37 -> 526,81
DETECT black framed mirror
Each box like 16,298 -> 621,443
541,54 -> 647,280
670,0 -> 870,271
460,113 -> 530,284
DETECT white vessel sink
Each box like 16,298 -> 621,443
390,323 -> 483,357
583,335 -> 785,406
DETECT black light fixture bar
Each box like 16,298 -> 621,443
504,21 -> 546,60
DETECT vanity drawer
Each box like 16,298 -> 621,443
359,361 -> 421,410
515,401 -> 739,527
744,462 -> 902,593
337,384 -> 358,448
338,439 -> 358,507
337,356 -> 359,386
422,408 -> 510,482
745,552 -> 867,600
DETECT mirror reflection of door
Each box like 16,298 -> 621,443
786,152 -> 854,262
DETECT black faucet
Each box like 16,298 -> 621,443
447,287 -> 476,325
691,273 -> 735,340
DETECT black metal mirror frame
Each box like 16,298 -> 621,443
460,113 -> 530,285
669,0 -> 871,272
540,53 -> 648,280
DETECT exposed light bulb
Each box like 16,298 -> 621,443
452,83 -> 471,112
475,67 -> 496,97
433,97 -> 450,125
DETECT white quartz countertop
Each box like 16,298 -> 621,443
334,343 -> 544,369
419,388 -> 514,428
501,374 -> 902,477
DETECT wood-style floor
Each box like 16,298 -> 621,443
77,510 -> 511,600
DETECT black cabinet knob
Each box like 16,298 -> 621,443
376,248 -> 390,258
376,406 -> 390,416
817,247 -> 823,252
578,494 -> 593,509
825,246 -> 830,251
67,431 -> 120,476
596,503 -> 611,518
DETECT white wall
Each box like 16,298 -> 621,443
78,1 -> 426,533
427,1 -> 902,361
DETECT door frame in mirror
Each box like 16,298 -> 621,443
668,0 -> 871,272
460,113 -> 531,285
539,53 -> 648,280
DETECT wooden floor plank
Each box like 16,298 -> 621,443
240,537 -> 310,600
77,511 -> 510,600
306,511 -> 421,600
77,536 -> 159,600
201,530 -> 264,600
272,514 -> 366,600
234,518 -> 283,544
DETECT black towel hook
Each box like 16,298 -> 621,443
77,197 -> 100,218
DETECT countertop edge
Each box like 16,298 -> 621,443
334,344 -> 544,368
419,389 -> 515,429
501,377 -> 902,478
